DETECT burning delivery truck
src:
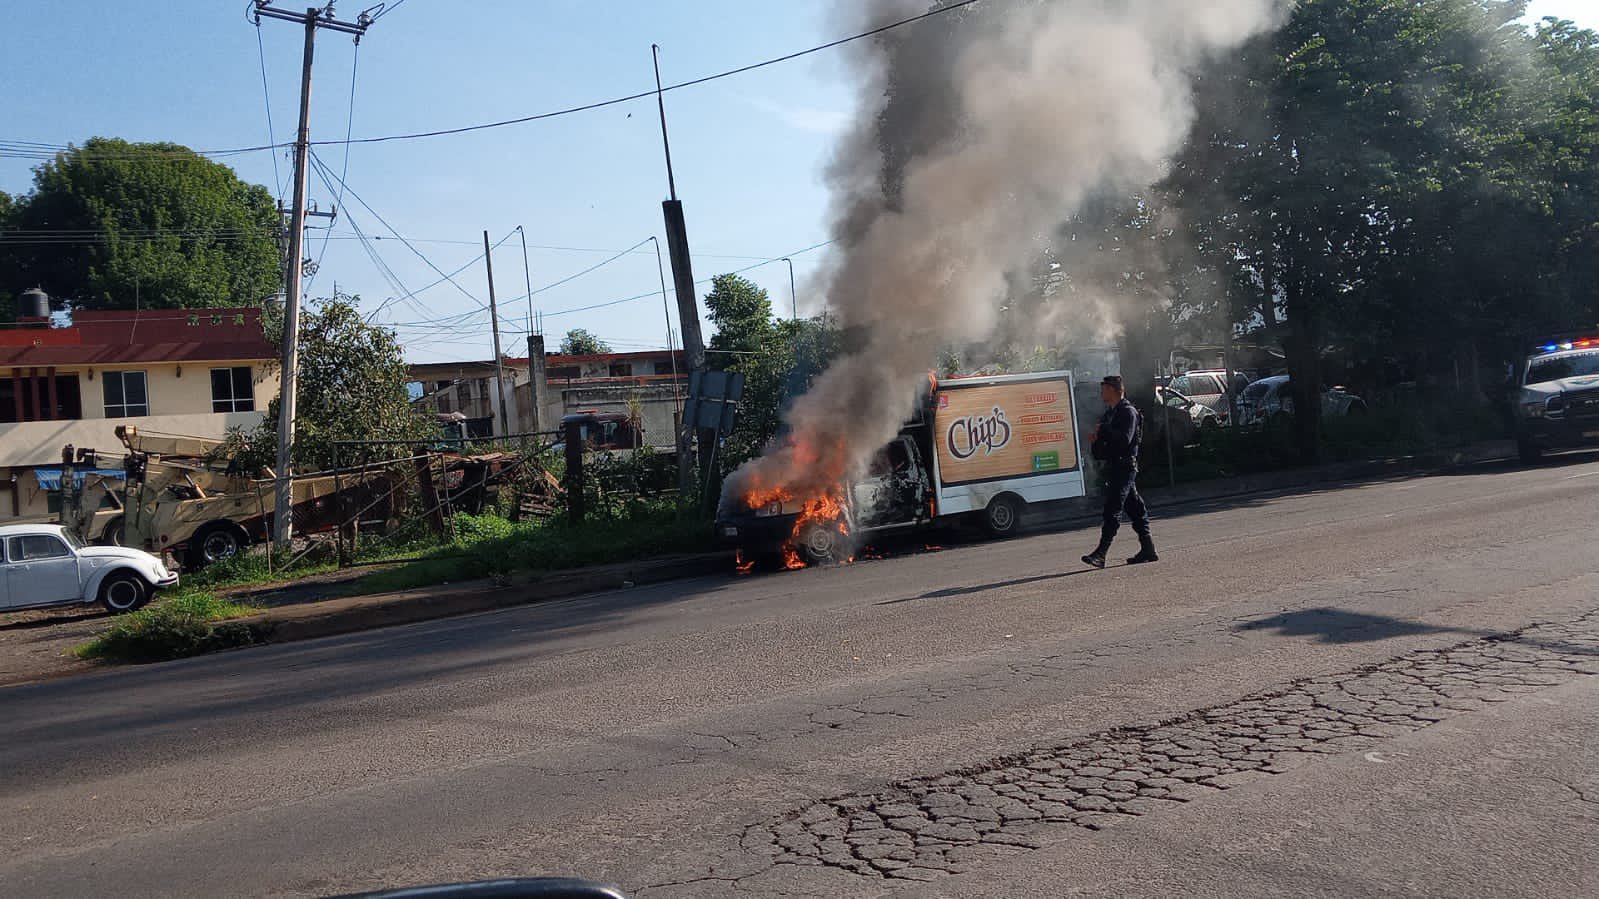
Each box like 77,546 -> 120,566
717,370 -> 1086,569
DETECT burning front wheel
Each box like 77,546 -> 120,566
797,522 -> 844,566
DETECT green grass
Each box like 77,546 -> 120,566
348,505 -> 711,596
75,588 -> 262,663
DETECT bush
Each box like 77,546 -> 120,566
75,590 -> 261,663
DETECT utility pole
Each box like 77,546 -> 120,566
653,44 -> 713,490
781,257 -> 798,321
652,45 -> 705,374
516,225 -> 543,434
253,1 -> 374,549
483,230 -> 512,437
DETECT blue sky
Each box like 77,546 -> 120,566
2,0 -> 1592,364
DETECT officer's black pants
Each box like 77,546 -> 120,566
1099,463 -> 1151,547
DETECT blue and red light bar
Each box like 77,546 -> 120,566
1539,337 -> 1599,354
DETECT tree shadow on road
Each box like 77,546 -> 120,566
1234,606 -> 1599,659
1234,607 -> 1455,643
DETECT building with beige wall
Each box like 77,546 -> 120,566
0,307 -> 277,522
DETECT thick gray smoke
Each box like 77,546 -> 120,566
726,0 -> 1280,504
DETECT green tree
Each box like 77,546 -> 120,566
558,328 -> 611,355
721,317 -> 842,468
239,295 -> 430,471
704,273 -> 775,369
0,138 -> 280,310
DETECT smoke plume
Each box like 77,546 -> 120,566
725,0 -> 1280,504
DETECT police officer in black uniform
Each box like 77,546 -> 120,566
1083,375 -> 1159,568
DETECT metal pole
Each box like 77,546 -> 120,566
516,225 -> 534,341
273,6 -> 318,550
781,257 -> 798,321
483,230 -> 511,438
652,44 -> 678,202
649,238 -> 681,392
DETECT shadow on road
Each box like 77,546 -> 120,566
1235,607 -> 1454,644
0,607 -> 104,632
1234,605 -> 1599,659
880,569 -> 1099,604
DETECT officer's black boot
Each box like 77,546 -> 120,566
1082,536 -> 1112,569
1127,534 -> 1159,565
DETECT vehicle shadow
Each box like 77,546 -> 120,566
0,607 -> 104,632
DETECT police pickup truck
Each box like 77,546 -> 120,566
1516,335 -> 1599,462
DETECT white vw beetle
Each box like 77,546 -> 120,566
0,523 -> 178,614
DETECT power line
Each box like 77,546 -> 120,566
1,0 -> 988,157
253,13 -> 285,201
306,40 -> 362,294
307,149 -> 491,312
539,237 -> 834,320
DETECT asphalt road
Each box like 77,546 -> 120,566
3,455 -> 1598,898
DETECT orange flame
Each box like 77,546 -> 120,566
735,551 -> 755,575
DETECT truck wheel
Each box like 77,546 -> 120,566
102,516 -> 125,546
99,571 -> 151,614
982,495 -> 1023,538
188,523 -> 244,570
797,522 -> 843,566
1518,438 -> 1543,465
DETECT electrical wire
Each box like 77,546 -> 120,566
538,237 -> 834,320
1,0 -> 988,158
308,149 -> 492,313
306,40 -> 361,294
254,13 -> 285,201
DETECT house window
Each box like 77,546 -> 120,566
103,371 -> 148,418
211,367 -> 255,413
0,375 -> 82,423
547,366 -> 580,380
609,362 -> 633,378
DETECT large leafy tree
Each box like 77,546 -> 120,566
239,295 -> 431,471
558,328 -> 611,356
721,317 -> 842,468
0,138 -> 280,310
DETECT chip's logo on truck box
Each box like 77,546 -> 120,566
934,378 -> 1078,485
946,406 -> 1012,459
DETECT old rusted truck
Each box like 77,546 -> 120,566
61,427 -> 394,570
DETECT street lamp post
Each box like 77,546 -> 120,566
780,257 -> 798,321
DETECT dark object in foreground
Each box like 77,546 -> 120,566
337,877 -> 627,899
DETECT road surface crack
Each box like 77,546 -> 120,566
748,608 -> 1599,881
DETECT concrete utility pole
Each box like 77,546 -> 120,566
253,1 -> 374,549
651,44 -> 705,374
483,230 -> 512,437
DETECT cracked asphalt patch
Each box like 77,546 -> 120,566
743,610 -> 1599,883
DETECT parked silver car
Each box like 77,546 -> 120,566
1167,369 -> 1253,421
1236,375 -> 1368,426
0,523 -> 177,614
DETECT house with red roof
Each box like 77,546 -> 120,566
0,305 -> 277,521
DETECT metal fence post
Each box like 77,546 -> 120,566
564,419 -> 585,524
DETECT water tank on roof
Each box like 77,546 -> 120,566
18,287 -> 50,319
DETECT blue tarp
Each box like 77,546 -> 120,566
32,468 -> 126,491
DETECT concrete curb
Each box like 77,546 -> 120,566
235,551 -> 732,647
